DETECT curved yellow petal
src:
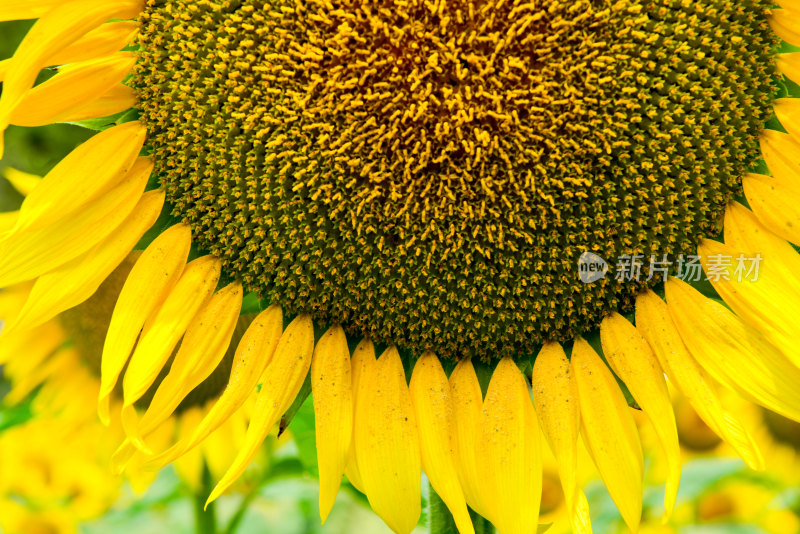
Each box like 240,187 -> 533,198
98,223 -> 192,425
0,211 -> 18,237
144,305 -> 283,469
775,98 -> 800,141
600,313 -> 680,519
9,53 -> 137,127
635,289 -> 763,470
8,121 -> 146,235
128,282 -> 242,451
409,352 -> 474,534
572,338 -> 643,533
773,9 -> 800,45
9,188 -> 164,332
55,84 -> 137,123
354,346 -> 421,534
311,324 -> 353,523
0,155 -> 150,287
778,52 -> 800,85
0,0 -> 144,155
172,408 -> 205,492
207,314 -> 314,505
743,174 -> 800,245
343,339 -> 376,493
1,167 -> 40,196
0,0 -> 61,22
665,277 -> 800,422
48,20 -> 138,66
759,129 -> 800,193
476,357 -> 542,534
532,343 -> 592,534
448,359 -> 488,519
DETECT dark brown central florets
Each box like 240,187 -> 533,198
133,0 -> 777,359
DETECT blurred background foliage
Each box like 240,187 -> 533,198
2,17 -> 800,534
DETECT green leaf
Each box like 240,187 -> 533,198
286,396 -> 318,477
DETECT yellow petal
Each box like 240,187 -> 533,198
0,211 -> 18,236
122,256 -> 221,420
0,0 -> 61,21
343,339 -> 376,493
311,324 -> 353,523
775,98 -> 800,141
600,312 -> 680,519
135,282 -> 243,440
1,167 -> 40,196
778,52 -> 800,85
448,358 -> 488,519
772,10 -> 800,46
759,129 -> 800,193
743,174 -> 800,245
410,352 -> 474,534
144,305 -> 283,469
0,0 -> 144,154
7,121 -> 146,235
98,223 -> 191,425
9,188 -> 164,332
572,337 -> 643,533
697,237 -> 800,365
201,408 -> 248,485
207,314 -> 315,504
665,277 -> 800,422
54,84 -> 137,123
49,20 -> 138,65
0,156 -> 150,287
531,343 -> 592,534
354,346 -> 421,534
636,289 -> 763,470
0,317 -> 62,366
172,408 -> 206,492
9,53 -> 137,127
476,357 -> 542,534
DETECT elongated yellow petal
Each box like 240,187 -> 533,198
144,305 -> 283,469
122,256 -> 221,429
772,10 -> 800,45
98,224 -> 191,425
311,324 -> 353,523
448,358 -> 488,519
410,352 -> 474,534
55,84 -> 137,123
0,157 -> 150,287
354,346 -> 421,534
636,289 -> 763,470
1,167 -> 40,196
172,408 -> 206,492
136,282 -> 243,440
9,188 -> 164,333
601,312 -> 680,519
665,277 -> 800,422
476,357 -> 541,534
775,98 -> 800,140
0,0 -> 144,154
10,53 -> 137,127
698,237 -> 800,365
49,20 -> 138,65
207,314 -> 315,504
759,129 -> 800,192
572,338 -> 643,533
7,121 -> 145,235
743,174 -> 800,244
778,53 -> 800,85
532,343 -> 592,534
0,0 -> 61,22
202,408 -> 248,484
0,211 -> 18,236
343,339 -> 375,493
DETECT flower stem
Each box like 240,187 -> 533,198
429,483 -> 494,534
195,463 -> 217,534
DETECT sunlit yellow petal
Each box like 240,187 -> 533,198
743,174 -> 800,245
55,84 -> 137,123
600,312 -> 680,519
1,167 -> 40,196
311,324 -> 353,523
98,223 -> 192,425
636,289 -> 763,470
665,277 -> 800,422
173,408 -> 205,492
759,129 -> 800,192
206,313 -> 314,505
449,358 -> 488,519
0,156 -> 150,287
343,339 -> 375,493
0,0 -> 61,22
531,342 -> 592,534
0,0 -> 144,155
145,305 -> 283,469
49,20 -> 138,65
202,408 -> 248,485
476,357 -> 541,534
354,346 -> 421,534
9,53 -> 137,127
775,98 -> 800,140
778,52 -> 800,85
0,211 -> 18,236
771,9 -> 800,45
410,352 -> 474,534
9,188 -> 164,333
7,121 -> 146,235
572,337 -> 643,533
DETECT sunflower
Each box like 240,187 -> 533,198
1,0 -> 800,533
